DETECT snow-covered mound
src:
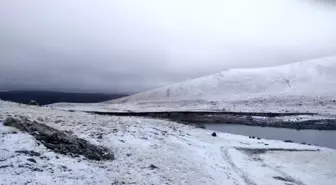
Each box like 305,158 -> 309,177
111,56 -> 336,103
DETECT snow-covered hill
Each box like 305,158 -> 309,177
111,56 -> 336,103
49,57 -> 336,114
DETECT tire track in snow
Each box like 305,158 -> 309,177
239,148 -> 308,185
220,147 -> 257,185
256,155 -> 307,185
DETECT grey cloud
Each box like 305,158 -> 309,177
0,0 -> 336,93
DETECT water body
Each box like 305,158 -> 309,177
204,124 -> 336,149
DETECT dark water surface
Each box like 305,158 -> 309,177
204,124 -> 336,149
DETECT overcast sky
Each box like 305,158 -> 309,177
0,0 -> 336,93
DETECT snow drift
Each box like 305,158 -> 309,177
110,56 -> 336,103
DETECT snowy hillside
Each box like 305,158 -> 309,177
49,57 -> 336,114
111,56 -> 336,103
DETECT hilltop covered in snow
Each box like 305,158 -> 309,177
51,56 -> 336,114
112,56 -> 336,102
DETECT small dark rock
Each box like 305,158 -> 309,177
16,150 -> 41,157
18,164 -> 32,168
39,156 -> 49,160
273,176 -> 295,182
32,168 -> 43,172
126,153 -> 132,157
0,164 -> 13,168
211,132 -> 217,137
148,164 -> 159,170
59,165 -> 71,171
54,120 -> 63,124
257,137 -> 261,140
111,181 -> 125,185
27,158 -> 37,163
284,140 -> 294,143
97,134 -> 103,139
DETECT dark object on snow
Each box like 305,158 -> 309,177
4,117 -> 114,161
97,133 -> 103,139
211,132 -> 217,137
148,164 -> 159,170
16,150 -> 41,157
257,137 -> 261,140
0,164 -> 14,169
273,176 -> 295,183
27,158 -> 37,163
284,140 -> 294,143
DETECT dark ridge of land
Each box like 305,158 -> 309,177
235,147 -> 320,155
85,111 -> 317,117
84,111 -> 336,130
0,90 -> 128,105
4,117 -> 114,161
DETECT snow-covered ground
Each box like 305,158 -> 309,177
50,56 -> 336,115
1,100 -> 335,185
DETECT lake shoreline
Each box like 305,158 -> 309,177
204,123 -> 336,149
172,116 -> 336,130
85,110 -> 336,130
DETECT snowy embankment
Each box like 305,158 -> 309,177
50,56 -> 336,115
1,100 -> 335,185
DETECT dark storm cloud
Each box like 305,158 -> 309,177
1,0 -> 336,93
